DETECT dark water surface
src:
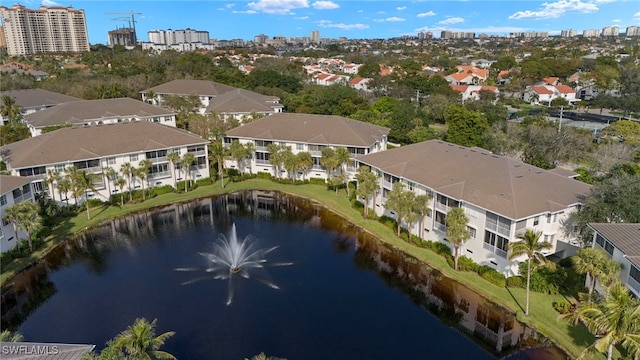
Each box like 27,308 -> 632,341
2,191 -> 565,359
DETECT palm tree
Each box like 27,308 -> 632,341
412,194 -> 432,240
282,147 -> 298,183
3,204 -> 24,252
167,151 -> 181,189
103,167 -> 116,204
1,95 -> 22,123
244,142 -> 255,175
385,182 -> 415,237
113,318 -> 176,360
320,147 -> 340,182
0,330 -> 24,342
446,207 -> 470,271
228,140 -> 247,175
56,177 -> 71,207
296,152 -> 313,181
65,166 -> 81,204
572,247 -> 609,302
116,177 -> 127,206
76,170 -> 97,220
334,147 -> 352,196
355,166 -> 379,219
267,143 -> 284,179
181,152 -> 196,192
120,162 -> 134,202
19,201 -> 42,252
44,169 -> 60,202
508,229 -> 552,316
137,159 -> 153,201
571,281 -> 640,360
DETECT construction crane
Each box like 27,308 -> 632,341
105,11 -> 142,43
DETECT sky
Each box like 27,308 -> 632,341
10,0 -> 640,44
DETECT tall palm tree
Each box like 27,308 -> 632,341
413,194 -> 432,240
228,140 -> 247,175
508,229 -> 552,316
116,177 -> 127,206
44,169 -> 60,202
573,247 -> 609,302
56,177 -> 71,207
385,182 -> 414,237
120,162 -> 134,202
282,148 -> 298,183
267,143 -> 284,179
1,95 -> 22,123
75,170 -> 98,220
137,159 -> 153,201
446,207 -> 470,271
181,152 -> 196,192
334,147 -> 352,196
571,281 -> 640,360
209,141 -> 226,188
113,318 -> 176,360
103,167 -> 116,204
167,151 -> 181,189
320,147 -> 340,182
18,201 -> 42,252
355,165 -> 379,219
65,166 -> 80,204
296,152 -> 313,181
243,142 -> 255,175
3,204 -> 24,252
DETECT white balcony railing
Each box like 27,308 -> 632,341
482,242 -> 508,259
434,222 -> 447,233
150,156 -> 167,164
435,202 -> 449,213
485,221 -> 511,237
382,180 -> 393,189
255,159 -> 270,165
628,276 -> 640,296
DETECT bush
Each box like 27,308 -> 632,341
195,177 -> 213,186
33,225 -> 51,240
309,177 -> 326,185
506,276 -> 525,288
176,180 -> 198,192
431,242 -> 452,258
552,300 -> 573,314
87,198 -> 103,207
153,185 -> 175,196
256,172 -> 272,180
378,215 -> 397,230
457,256 -> 479,272
480,267 -> 506,287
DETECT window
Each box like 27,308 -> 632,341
604,241 -> 614,256
0,195 -> 6,206
296,143 -> 304,151
630,265 -> 640,284
146,150 -> 168,159
546,213 -> 552,224
19,166 -> 46,177
187,145 -> 206,153
73,159 -> 100,170
129,154 -> 139,162
484,231 -> 509,252
595,234 -> 605,248
467,226 -> 476,239
55,163 -> 66,172
107,157 -> 116,165
533,216 -> 539,226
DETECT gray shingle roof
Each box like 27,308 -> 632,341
0,89 -> 81,109
22,98 -> 176,129
143,79 -> 236,96
0,175 -> 34,194
0,342 -> 94,360
356,140 -> 592,220
205,88 -> 283,113
225,113 -> 390,147
0,122 -> 207,169
589,223 -> 640,268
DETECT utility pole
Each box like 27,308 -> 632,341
558,105 -> 563,132
415,90 -> 421,107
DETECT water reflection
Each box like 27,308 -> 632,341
1,191 -> 563,359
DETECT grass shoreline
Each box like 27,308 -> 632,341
0,179 -> 594,358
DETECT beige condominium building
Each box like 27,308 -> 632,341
0,4 -> 90,56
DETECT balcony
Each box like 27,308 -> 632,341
149,156 -> 167,164
435,202 -> 450,213
483,242 -> 508,258
382,180 -> 393,189
485,221 -> 511,237
149,171 -> 171,179
255,159 -> 270,165
256,145 -> 268,151
434,222 -> 447,233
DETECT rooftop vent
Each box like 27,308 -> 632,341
535,170 -> 543,174
515,175 -> 523,178
514,164 -> 522,167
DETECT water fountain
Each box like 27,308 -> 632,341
175,223 -> 292,305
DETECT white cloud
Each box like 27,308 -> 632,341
508,0 -> 598,20
386,16 -> 406,22
295,16 -> 310,20
312,1 -> 339,10
226,3 -> 235,8
414,25 -> 529,35
41,0 -> 61,6
232,10 -> 258,14
247,0 -> 309,15
635,11 -> 640,18
397,6 -> 407,10
438,17 -> 464,25
316,20 -> 369,30
417,11 -> 436,17
612,18 -> 621,23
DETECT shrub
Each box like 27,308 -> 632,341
480,268 -> 506,287
153,185 -> 175,196
256,172 -> 272,180
506,276 -> 525,288
378,215 -> 397,230
34,225 -> 51,240
87,198 -> 103,207
552,300 -> 573,314
431,242 -> 452,258
457,256 -> 479,272
176,180 -> 198,192
309,177 -> 325,185
195,177 -> 213,186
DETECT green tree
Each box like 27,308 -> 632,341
355,165 -> 379,219
0,330 -> 24,342
137,159 -> 153,201
385,182 -> 415,237
113,318 -> 176,360
601,120 -> 640,147
116,177 -> 127,207
412,194 -> 432,240
0,122 -> 30,145
570,281 -> 640,360
334,147 -> 352,196
181,152 -> 196,192
56,177 -> 71,207
229,140 -> 248,175
572,248 -> 609,302
1,95 -> 22,122
76,170 -> 98,220
120,162 -> 135,202
167,151 -> 181,189
244,142 -> 255,175
445,104 -> 489,147
44,169 -> 61,202
446,207 -> 470,271
3,203 -> 24,252
281,147 -> 298,182
209,141 -> 227,188
296,151 -> 313,181
103,167 -> 116,204
267,143 -> 285,179
508,229 -> 552,316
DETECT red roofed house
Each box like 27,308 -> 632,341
523,85 -> 579,105
349,77 -> 371,92
445,72 -> 475,85
555,84 -> 578,104
542,77 -> 559,86
450,85 -> 500,102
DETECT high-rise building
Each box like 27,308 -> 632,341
601,26 -> 619,36
625,26 -> 640,36
0,4 -> 89,56
147,28 -> 209,45
253,34 -> 268,44
109,28 -> 136,47
310,29 -> 320,43
583,29 -> 600,37
560,29 -> 577,37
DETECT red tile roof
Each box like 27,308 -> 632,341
555,84 -> 575,94
532,85 -> 554,95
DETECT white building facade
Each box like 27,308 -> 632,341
0,176 -> 37,253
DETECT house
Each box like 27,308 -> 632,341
542,77 -> 560,86
450,85 -> 499,103
223,113 -> 389,180
21,98 -> 178,137
204,88 -> 283,122
141,79 -> 283,118
0,62 -> 49,81
355,140 -> 592,276
588,223 -> 640,297
0,122 -> 209,205
452,65 -> 490,84
342,63 -> 361,75
445,72 -> 475,85
555,84 -> 578,104
0,88 -> 81,124
0,175 -> 36,253
349,77 -> 372,92
523,85 -> 555,105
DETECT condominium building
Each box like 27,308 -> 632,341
626,26 -> 640,36
560,29 -> 577,37
601,26 -> 619,37
0,4 -> 89,56
147,28 -> 210,45
583,29 -> 600,37
0,175 -> 36,253
310,29 -> 320,43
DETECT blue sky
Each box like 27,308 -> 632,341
20,0 -> 640,44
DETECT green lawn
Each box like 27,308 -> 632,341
0,178 -> 597,358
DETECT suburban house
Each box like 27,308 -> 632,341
450,85 -> 500,103
21,98 -> 177,137
223,113 -> 389,180
349,77 -> 372,92
355,140 -> 592,276
0,122 -> 209,205
204,88 -> 284,122
523,85 -> 579,106
588,223 -> 640,297
0,88 -> 81,124
0,62 -> 49,81
445,66 -> 490,85
140,79 -> 283,118
0,175 -> 36,253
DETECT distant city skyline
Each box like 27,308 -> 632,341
4,0 -> 638,44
